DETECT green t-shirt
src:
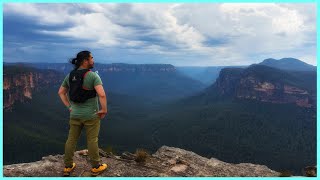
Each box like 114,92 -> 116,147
61,68 -> 103,120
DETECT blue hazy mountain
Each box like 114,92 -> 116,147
176,66 -> 247,85
259,58 -> 316,71
4,63 -> 206,102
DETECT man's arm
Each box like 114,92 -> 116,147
58,86 -> 72,111
94,84 -> 107,119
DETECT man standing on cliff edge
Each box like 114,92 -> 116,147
58,50 -> 108,176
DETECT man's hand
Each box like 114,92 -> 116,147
58,86 -> 72,110
96,110 -> 107,119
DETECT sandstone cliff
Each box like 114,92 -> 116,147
3,66 -> 62,111
213,65 -> 316,108
3,146 -> 280,177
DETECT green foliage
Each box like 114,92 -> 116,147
149,97 -> 316,176
3,88 -> 68,164
4,87 -> 316,175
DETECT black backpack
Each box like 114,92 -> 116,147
69,69 -> 97,103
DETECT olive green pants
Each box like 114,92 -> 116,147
64,118 -> 101,168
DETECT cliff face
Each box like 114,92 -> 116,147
236,76 -> 313,107
3,66 -> 62,111
214,68 -> 243,96
3,146 -> 281,177
213,65 -> 316,108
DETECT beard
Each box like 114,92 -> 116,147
89,63 -> 94,69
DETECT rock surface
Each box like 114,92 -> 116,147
3,146 -> 280,177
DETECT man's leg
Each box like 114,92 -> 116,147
84,118 -> 101,167
64,119 -> 83,167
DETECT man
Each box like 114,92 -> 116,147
58,50 -> 107,176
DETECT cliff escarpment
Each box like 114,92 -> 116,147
3,65 -> 62,111
212,65 -> 316,108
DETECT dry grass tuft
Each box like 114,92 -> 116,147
134,148 -> 149,163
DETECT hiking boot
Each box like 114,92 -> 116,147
63,163 -> 76,176
91,164 -> 107,176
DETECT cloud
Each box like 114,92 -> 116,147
3,3 -> 316,66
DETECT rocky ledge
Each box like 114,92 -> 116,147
3,146 -> 280,177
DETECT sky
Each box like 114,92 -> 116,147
3,3 -> 317,66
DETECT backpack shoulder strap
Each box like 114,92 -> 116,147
83,69 -> 91,79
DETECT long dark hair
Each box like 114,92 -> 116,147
69,50 -> 91,70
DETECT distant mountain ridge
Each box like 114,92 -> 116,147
4,62 -> 177,74
259,58 -> 316,71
